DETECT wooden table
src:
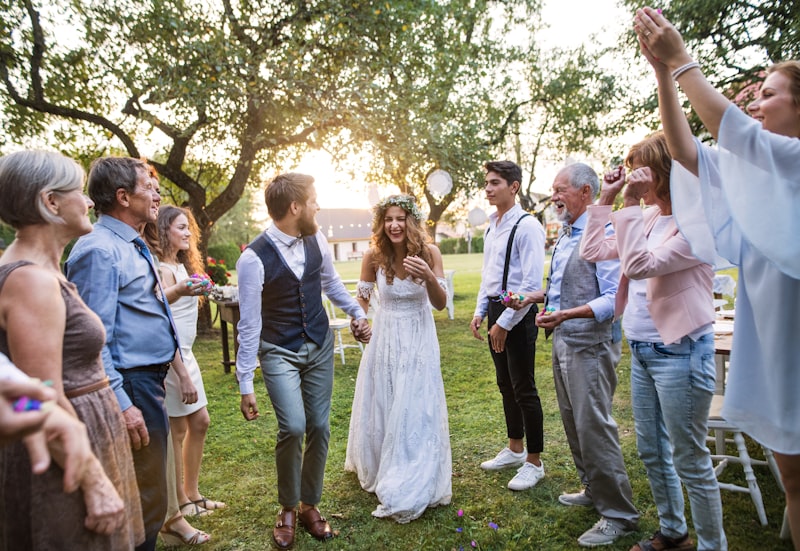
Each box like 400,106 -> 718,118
212,299 -> 239,374
714,332 -> 733,395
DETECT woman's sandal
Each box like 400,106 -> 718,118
159,514 -> 211,547
192,496 -> 227,511
180,501 -> 213,517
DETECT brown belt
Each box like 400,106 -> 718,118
65,377 -> 109,399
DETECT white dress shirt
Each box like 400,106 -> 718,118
473,204 -> 546,330
236,226 -> 365,394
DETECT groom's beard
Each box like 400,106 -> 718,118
298,216 -> 319,237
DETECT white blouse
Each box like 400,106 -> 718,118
670,104 -> 800,454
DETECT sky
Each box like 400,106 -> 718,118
306,0 -> 629,210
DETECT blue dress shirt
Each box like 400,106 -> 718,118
65,215 -> 178,411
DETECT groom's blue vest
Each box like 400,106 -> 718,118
247,233 -> 328,352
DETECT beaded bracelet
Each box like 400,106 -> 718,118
671,61 -> 700,80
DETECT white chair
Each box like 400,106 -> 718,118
323,295 -> 363,365
444,269 -> 455,320
707,394 -> 783,527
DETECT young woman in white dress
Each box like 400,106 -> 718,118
345,194 -> 452,523
153,206 -> 226,519
635,7 -> 800,547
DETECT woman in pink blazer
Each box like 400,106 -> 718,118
580,132 -> 726,551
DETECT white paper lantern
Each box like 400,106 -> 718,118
426,169 -> 453,196
367,184 -> 380,207
467,207 -> 488,227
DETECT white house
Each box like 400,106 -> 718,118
317,208 -> 373,262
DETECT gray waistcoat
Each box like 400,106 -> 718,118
554,236 -> 621,351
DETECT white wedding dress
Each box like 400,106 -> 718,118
345,269 -> 452,523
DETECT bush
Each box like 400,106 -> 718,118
437,236 -> 483,254
207,243 -> 242,267
438,237 -> 460,255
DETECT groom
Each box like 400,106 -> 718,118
236,172 -> 370,549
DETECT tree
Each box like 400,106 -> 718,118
654,0 -> 800,84
0,0 -> 496,324
509,45 -> 630,213
332,0 -> 542,236
620,0 -> 800,131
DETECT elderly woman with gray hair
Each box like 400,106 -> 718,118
0,150 -> 144,549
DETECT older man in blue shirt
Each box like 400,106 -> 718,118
535,162 -> 639,548
66,156 -> 176,551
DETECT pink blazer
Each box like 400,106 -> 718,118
580,205 -> 715,345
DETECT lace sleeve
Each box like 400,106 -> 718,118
356,280 -> 375,301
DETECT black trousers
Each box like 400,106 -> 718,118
487,301 -> 543,454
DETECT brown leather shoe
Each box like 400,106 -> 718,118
272,507 -> 296,549
298,507 -> 334,541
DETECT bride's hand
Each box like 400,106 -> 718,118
402,255 -> 433,284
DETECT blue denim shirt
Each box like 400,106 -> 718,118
65,215 -> 177,411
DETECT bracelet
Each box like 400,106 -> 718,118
671,61 -> 700,80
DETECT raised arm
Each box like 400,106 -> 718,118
635,7 -> 732,142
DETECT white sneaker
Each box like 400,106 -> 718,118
507,461 -> 545,491
558,490 -> 593,507
480,447 -> 526,471
577,517 -> 633,547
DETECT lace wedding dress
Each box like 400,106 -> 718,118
345,269 -> 452,523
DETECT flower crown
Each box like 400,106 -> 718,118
374,194 -> 425,222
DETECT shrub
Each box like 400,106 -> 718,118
437,236 -> 483,254
208,243 -> 242,267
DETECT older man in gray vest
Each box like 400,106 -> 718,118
537,163 -> 639,548
236,172 -> 370,549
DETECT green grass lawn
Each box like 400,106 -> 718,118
171,254 -> 789,550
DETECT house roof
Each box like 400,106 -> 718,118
317,208 -> 373,241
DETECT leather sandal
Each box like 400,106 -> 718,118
180,501 -> 212,517
273,507 -> 296,549
192,495 -> 227,511
159,513 -> 211,547
298,507 -> 334,541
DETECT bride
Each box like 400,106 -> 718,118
344,194 -> 452,523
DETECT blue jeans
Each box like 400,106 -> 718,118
260,332 -> 334,508
629,333 -> 727,551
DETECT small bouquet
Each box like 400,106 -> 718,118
186,273 -> 213,296
498,290 -> 524,304
538,306 -> 556,318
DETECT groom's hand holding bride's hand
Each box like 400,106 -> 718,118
350,318 -> 372,344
